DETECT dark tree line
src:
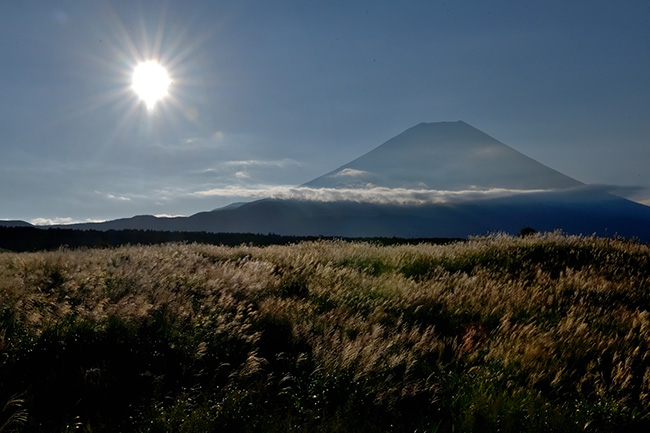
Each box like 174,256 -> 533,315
0,226 -> 458,252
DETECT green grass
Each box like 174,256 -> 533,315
1,232 -> 649,432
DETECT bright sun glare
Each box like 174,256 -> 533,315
132,61 -> 171,109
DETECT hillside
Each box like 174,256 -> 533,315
1,233 -> 649,432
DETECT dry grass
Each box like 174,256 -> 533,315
1,232 -> 649,432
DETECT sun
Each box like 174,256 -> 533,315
132,61 -> 171,109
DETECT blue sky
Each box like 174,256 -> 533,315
1,0 -> 649,224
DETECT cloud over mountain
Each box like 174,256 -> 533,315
193,185 -> 551,205
334,168 -> 370,178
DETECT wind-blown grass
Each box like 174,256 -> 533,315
0,232 -> 649,432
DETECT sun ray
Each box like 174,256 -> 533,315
51,0 -> 213,155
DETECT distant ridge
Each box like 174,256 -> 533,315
0,220 -> 33,228
51,122 -> 650,241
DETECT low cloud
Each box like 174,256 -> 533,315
154,214 -> 187,218
106,194 -> 131,201
334,168 -> 369,177
223,158 -> 300,168
192,185 -> 551,205
30,217 -> 106,226
96,191 -> 131,201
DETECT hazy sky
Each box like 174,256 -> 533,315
2,0 -> 649,224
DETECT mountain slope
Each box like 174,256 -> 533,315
304,121 -> 582,190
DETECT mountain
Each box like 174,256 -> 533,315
55,122 -> 650,240
305,121 -> 582,190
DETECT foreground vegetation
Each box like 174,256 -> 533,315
1,233 -> 649,432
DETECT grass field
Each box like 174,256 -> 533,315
1,232 -> 649,432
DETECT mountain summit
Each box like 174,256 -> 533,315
305,121 -> 582,190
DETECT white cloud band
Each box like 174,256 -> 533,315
192,185 -> 550,205
30,217 -> 106,226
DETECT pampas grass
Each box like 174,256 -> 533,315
0,232 -> 649,432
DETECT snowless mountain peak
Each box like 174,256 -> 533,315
304,121 -> 582,191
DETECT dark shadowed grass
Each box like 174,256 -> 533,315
0,233 -> 649,432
